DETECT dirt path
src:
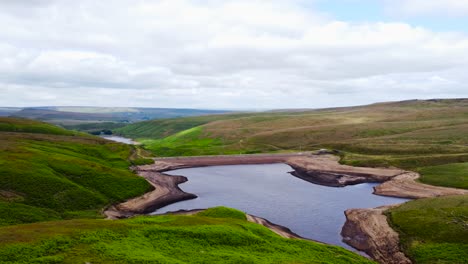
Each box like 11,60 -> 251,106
341,205 -> 411,264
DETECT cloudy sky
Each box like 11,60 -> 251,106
1,0 -> 468,109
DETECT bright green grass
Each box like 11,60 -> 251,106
140,126 -> 229,156
387,195 -> 468,264
0,207 -> 373,264
197,206 -> 247,220
0,117 -> 78,136
418,163 -> 468,189
0,118 -> 151,226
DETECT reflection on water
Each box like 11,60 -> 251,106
153,163 -> 409,249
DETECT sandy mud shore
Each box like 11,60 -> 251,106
341,205 -> 412,264
147,153 -> 405,187
105,153 -> 467,264
104,170 -> 197,219
374,171 -> 468,199
286,155 -> 404,187
342,172 -> 467,264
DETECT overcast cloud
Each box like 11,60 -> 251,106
1,0 -> 467,109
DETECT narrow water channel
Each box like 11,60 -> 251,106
100,135 -> 137,144
152,163 -> 409,249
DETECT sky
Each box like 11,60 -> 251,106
1,0 -> 468,109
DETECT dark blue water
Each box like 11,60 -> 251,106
152,163 -> 409,249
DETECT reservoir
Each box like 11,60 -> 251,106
152,163 -> 409,249
100,135 -> 138,145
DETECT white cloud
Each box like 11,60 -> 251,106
0,0 -> 467,108
386,0 -> 468,17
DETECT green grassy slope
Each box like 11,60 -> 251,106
114,113 -> 251,139
0,118 -> 151,226
115,99 -> 468,264
0,207 -> 373,264
117,99 -> 468,186
387,195 -> 468,264
418,163 -> 468,189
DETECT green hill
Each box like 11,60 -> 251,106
117,99 -> 468,169
0,117 -> 151,226
388,195 -> 468,263
0,207 -> 372,264
115,99 -> 468,263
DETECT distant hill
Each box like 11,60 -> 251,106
116,99 -> 468,171
6,106 -> 231,134
11,106 -> 231,123
0,107 -> 21,117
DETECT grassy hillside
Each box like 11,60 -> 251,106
114,99 -> 468,263
0,117 -> 151,226
0,207 -> 373,264
114,113 -> 250,139
117,99 -> 468,176
387,195 -> 468,263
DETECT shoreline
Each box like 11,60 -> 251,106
105,153 -> 468,264
163,208 -> 308,240
341,205 -> 412,264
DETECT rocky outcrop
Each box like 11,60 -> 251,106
341,206 -> 412,264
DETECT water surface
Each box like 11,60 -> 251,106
153,163 -> 409,249
100,135 -> 137,144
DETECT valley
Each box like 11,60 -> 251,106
1,99 -> 467,263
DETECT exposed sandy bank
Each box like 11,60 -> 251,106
341,205 -> 411,264
286,155 -> 404,187
145,153 -> 310,172
146,154 -> 405,188
106,153 -> 466,264
342,172 -> 467,264
373,171 -> 468,199
104,170 -> 196,219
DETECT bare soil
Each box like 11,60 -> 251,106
341,205 -> 412,264
374,171 -> 468,199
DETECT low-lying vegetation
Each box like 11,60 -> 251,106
387,195 -> 468,263
0,207 -> 373,263
0,117 -> 151,226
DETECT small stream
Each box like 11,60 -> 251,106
151,163 -> 409,250
100,135 -> 138,145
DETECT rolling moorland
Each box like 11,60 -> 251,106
115,99 -> 468,263
0,117 -> 372,263
3,106 -> 230,135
